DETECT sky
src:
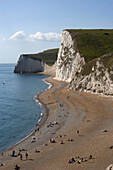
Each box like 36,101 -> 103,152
0,0 -> 113,63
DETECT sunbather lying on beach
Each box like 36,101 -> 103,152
68,158 -> 75,164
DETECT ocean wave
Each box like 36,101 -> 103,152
42,78 -> 52,90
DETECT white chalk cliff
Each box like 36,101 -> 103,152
56,30 -> 85,82
14,55 -> 44,73
55,30 -> 113,96
14,49 -> 58,74
69,57 -> 113,95
14,29 -> 113,95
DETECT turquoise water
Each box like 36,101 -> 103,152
0,64 -> 50,152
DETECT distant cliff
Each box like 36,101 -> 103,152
14,49 -> 58,73
14,55 -> 44,73
56,29 -> 113,95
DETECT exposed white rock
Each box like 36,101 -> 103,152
14,54 -> 57,75
69,59 -> 113,95
14,55 -> 44,73
56,30 -> 85,82
44,62 -> 57,75
55,30 -> 113,96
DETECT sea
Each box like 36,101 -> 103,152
0,64 -> 51,152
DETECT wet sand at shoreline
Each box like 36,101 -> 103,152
1,77 -> 113,169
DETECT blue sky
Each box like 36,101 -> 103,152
0,0 -> 113,63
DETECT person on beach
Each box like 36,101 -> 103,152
15,164 -> 20,170
89,155 -> 92,159
26,152 -> 28,160
60,141 -> 64,144
11,150 -> 15,157
0,163 -> 3,167
18,152 -> 21,156
68,158 -> 75,164
77,130 -> 79,135
20,153 -> 22,160
35,149 -> 40,153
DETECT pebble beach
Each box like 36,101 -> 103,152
1,76 -> 113,170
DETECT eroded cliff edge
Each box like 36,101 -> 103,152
14,55 -> 44,73
56,29 -> 113,95
14,49 -> 58,74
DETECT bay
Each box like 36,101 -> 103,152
0,64 -> 50,152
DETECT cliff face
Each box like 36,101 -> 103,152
56,30 -> 85,82
55,29 -> 113,96
14,48 -> 58,74
69,53 -> 113,95
44,62 -> 57,75
14,29 -> 113,95
14,55 -> 44,73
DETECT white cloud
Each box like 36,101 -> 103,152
9,31 -> 26,40
8,31 -> 61,42
29,32 -> 61,42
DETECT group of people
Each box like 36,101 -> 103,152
11,150 -> 28,161
68,155 -> 93,164
19,152 -> 28,161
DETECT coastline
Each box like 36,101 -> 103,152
1,76 -> 113,169
0,75 -> 52,153
0,76 -> 69,167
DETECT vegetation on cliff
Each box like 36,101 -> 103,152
66,29 -> 113,62
24,48 -> 59,66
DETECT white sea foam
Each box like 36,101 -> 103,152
42,78 -> 52,90
41,112 -> 43,116
38,117 -> 42,123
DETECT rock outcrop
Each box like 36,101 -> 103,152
55,29 -> 113,96
14,55 -> 44,73
14,48 -> 58,74
44,62 -> 57,75
56,30 -> 85,82
69,54 -> 113,95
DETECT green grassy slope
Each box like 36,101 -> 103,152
24,48 -> 59,66
66,29 -> 113,62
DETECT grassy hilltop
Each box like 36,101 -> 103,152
24,48 -> 59,66
64,29 -> 113,81
21,29 -> 113,69
66,29 -> 113,62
